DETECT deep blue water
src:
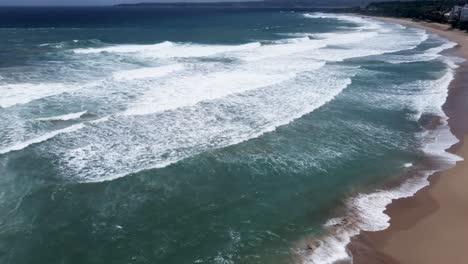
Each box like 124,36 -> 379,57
0,7 -> 458,264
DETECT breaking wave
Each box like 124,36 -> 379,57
0,13 -> 436,186
36,111 -> 88,121
298,15 -> 462,263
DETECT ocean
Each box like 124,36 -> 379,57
0,7 -> 462,264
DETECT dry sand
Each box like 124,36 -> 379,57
348,17 -> 468,264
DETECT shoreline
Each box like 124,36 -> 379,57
348,17 -> 468,264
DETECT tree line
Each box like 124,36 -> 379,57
358,0 -> 468,31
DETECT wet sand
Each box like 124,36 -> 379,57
348,17 -> 468,264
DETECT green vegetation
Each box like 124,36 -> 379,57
360,0 -> 468,30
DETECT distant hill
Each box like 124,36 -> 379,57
114,0 -> 467,12
116,1 -> 271,8
115,0 -> 392,8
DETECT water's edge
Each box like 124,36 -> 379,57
299,17 -> 466,264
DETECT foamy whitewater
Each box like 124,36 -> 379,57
301,61 -> 462,264
0,9 -> 463,264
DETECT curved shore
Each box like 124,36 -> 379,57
348,17 -> 468,264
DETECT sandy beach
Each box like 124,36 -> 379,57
349,17 -> 468,264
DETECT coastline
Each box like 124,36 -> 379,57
348,17 -> 468,264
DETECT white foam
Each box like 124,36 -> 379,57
73,22 -> 390,64
74,41 -> 261,58
238,31 -> 379,62
0,83 -> 74,108
48,66 -> 353,182
38,42 -> 66,49
283,17 -> 428,63
71,13 -> 426,75
302,39 -> 462,264
2,13 -> 450,194
304,29 -> 425,62
0,123 -> 85,155
373,67 -> 455,121
303,110 -> 461,264
412,70 -> 454,119
426,41 -> 457,54
350,57 -> 459,122
4,16 -> 461,263
123,71 -> 296,116
74,41 -> 174,54
112,64 -> 184,81
303,13 -> 382,30
387,40 -> 457,64
36,111 -> 87,121
28,12 -> 436,184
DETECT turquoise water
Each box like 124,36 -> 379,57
0,8 -> 460,264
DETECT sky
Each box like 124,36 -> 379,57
0,0 -> 260,6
